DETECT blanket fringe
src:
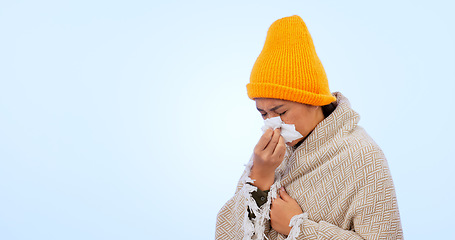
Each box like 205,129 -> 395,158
241,157 -> 282,240
286,212 -> 309,240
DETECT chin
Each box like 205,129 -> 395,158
285,140 -> 298,147
286,137 -> 305,147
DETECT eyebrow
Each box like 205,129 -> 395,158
256,104 -> 284,112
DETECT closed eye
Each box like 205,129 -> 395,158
279,111 -> 287,116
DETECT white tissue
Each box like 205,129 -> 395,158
261,116 -> 303,143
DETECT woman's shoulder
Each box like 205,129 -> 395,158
339,125 -> 387,166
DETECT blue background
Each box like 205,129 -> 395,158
1,0 -> 454,239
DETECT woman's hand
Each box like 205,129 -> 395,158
270,187 -> 304,236
249,128 -> 286,191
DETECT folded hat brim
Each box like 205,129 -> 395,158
246,82 -> 336,106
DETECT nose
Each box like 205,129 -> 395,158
265,113 -> 280,119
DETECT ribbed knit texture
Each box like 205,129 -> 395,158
247,15 -> 336,106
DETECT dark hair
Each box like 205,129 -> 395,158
321,102 -> 336,118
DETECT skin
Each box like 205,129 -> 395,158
250,98 -> 325,236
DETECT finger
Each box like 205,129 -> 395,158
271,197 -> 284,209
279,187 -> 293,202
272,136 -> 286,157
264,128 -> 281,154
255,128 -> 273,151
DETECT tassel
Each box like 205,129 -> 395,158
286,212 -> 308,240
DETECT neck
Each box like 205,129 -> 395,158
315,106 -> 326,124
294,107 -> 326,149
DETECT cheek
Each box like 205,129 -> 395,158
283,117 -> 304,135
289,116 -> 309,134
281,113 -> 299,126
279,112 -> 292,123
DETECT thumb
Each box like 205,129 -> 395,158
279,187 -> 293,202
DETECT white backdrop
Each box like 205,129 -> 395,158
1,0 -> 454,239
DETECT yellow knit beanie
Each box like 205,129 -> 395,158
247,15 -> 336,106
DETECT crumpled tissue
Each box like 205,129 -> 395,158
261,116 -> 303,143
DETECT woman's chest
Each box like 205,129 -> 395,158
282,155 -> 360,228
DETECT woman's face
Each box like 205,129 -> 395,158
255,98 -> 324,147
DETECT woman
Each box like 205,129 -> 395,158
216,15 -> 403,239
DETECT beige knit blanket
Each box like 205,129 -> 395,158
216,92 -> 403,240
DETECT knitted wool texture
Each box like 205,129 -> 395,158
216,92 -> 403,239
247,15 -> 336,106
